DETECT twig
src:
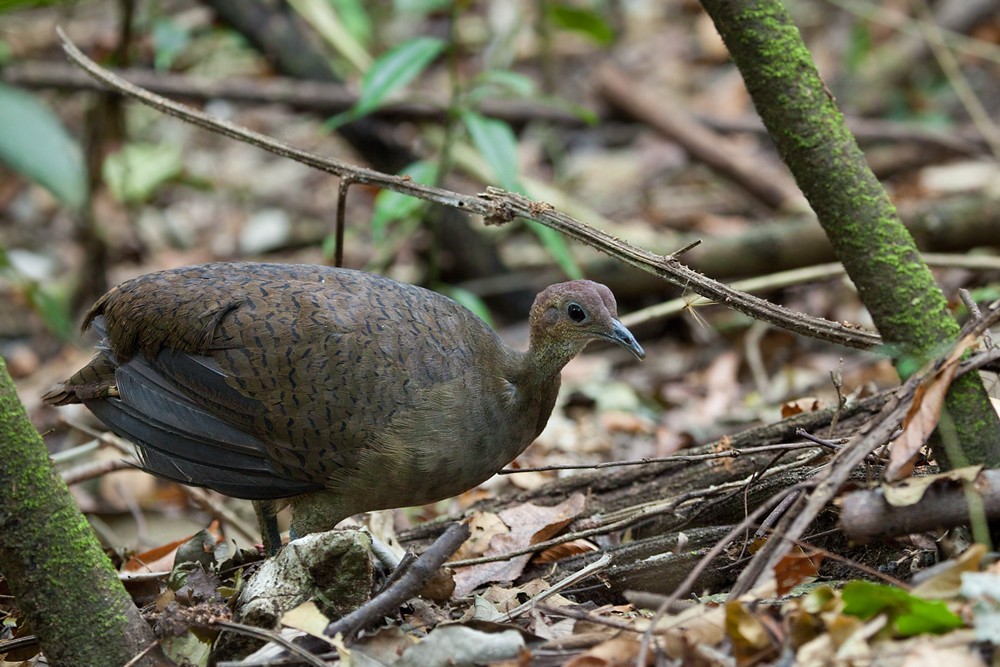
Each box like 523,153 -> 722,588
536,603 -> 644,633
56,28 -> 882,352
914,0 -> 1000,158
333,177 -> 353,268
622,253 -> 1000,330
182,487 -> 261,545
0,635 -> 39,654
456,452 -> 824,568
499,441 -> 836,474
840,468 -> 1000,543
121,640 -> 162,667
212,620 -> 327,667
499,553 -> 612,621
61,457 -> 136,485
959,289 -> 993,350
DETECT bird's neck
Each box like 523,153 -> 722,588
517,337 -> 586,386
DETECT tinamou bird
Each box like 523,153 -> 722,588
44,263 -> 644,553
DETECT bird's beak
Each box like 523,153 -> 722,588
607,319 -> 645,360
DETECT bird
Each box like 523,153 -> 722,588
44,262 -> 644,553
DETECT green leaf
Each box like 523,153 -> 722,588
0,0 -> 76,11
0,83 -> 86,210
152,19 -> 191,71
290,0 -> 372,73
845,23 -> 872,74
547,3 -> 614,46
330,0 -> 372,46
356,37 -> 444,116
842,581 -> 964,637
371,160 -> 438,239
25,282 -> 73,341
461,110 -> 520,191
102,142 -> 184,203
473,70 -> 536,98
394,0 -> 452,14
461,111 -> 581,279
442,285 -> 493,328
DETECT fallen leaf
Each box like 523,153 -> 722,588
534,539 -> 599,563
281,600 -> 330,638
453,494 -> 586,596
781,397 -> 824,418
564,635 -> 645,667
774,547 -> 824,596
883,466 -> 982,507
886,334 -> 978,482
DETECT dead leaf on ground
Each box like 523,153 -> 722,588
882,466 -> 982,507
774,547 -> 824,596
781,396 -> 824,418
563,635 -> 647,667
452,493 -> 586,596
534,538 -> 600,563
280,600 -> 330,639
886,334 -> 978,482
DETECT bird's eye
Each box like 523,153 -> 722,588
567,303 -> 587,323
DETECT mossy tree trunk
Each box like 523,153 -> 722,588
699,0 -> 1000,468
0,358 -> 166,667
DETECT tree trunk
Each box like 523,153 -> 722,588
0,358 -> 166,667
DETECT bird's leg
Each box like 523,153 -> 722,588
253,500 -> 283,556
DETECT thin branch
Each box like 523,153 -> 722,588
499,553 -> 612,621
334,177 -> 353,268
499,441 -> 838,474
211,620 -> 327,667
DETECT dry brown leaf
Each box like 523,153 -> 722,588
280,600 -> 330,638
657,602 -> 727,660
533,539 -> 600,563
886,334 -> 978,482
781,397 -> 824,418
505,469 -> 552,491
883,466 -> 982,507
452,494 -> 586,596
123,536 -> 190,573
726,601 -> 777,665
910,543 -> 987,599
774,547 -> 824,596
418,566 -> 457,602
599,410 -> 654,435
510,493 -> 587,545
563,635 -> 646,667
896,636 -> 986,666
450,511 -> 509,561
123,521 -> 223,572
